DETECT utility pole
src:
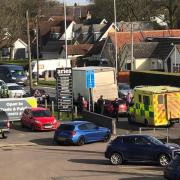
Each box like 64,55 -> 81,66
114,0 -> 118,78
36,13 -> 39,83
131,22 -> 134,71
64,1 -> 68,67
26,10 -> 33,93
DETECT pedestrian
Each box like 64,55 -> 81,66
97,95 -> 105,115
77,93 -> 83,113
113,98 -> 119,123
126,91 -> 132,106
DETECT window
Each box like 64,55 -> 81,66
79,124 -> 88,130
123,137 -> 135,144
58,124 -> 75,131
158,95 -> 164,104
138,95 -> 142,103
135,137 -> 149,145
86,123 -> 97,129
143,96 -> 150,105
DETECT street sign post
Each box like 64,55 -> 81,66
56,68 -> 73,115
86,70 -> 95,111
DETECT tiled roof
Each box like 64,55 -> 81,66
109,29 -> 180,49
125,41 -> 174,60
63,44 -> 93,56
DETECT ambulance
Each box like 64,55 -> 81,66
128,86 -> 180,126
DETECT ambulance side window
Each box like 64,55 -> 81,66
138,95 -> 142,103
158,95 -> 164,104
143,96 -> 150,105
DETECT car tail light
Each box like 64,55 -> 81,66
7,121 -> 10,128
71,131 -> 76,136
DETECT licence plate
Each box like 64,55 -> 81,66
58,137 -> 65,141
44,125 -> 52,129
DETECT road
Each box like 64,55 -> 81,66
0,122 -> 167,180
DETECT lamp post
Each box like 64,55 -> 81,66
114,0 -> 118,76
64,1 -> 68,67
131,22 -> 134,71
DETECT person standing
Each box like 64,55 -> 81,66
113,98 -> 119,123
97,95 -> 105,115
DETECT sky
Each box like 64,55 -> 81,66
59,0 -> 89,6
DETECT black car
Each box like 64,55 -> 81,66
105,134 -> 180,166
164,153 -> 180,180
0,110 -> 10,138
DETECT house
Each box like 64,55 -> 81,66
100,29 -> 180,69
72,21 -> 116,44
121,42 -> 175,71
59,43 -> 93,66
117,21 -> 154,32
31,16 -> 75,59
0,38 -> 28,60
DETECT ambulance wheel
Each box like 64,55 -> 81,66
128,114 -> 135,124
144,119 -> 149,126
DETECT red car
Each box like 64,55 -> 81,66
104,99 -> 128,116
21,107 -> 59,131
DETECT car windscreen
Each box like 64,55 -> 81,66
8,86 -> 22,90
118,99 -> 125,104
32,110 -> 51,117
11,69 -> 24,76
58,124 -> 75,131
119,84 -> 130,90
0,111 -> 8,120
147,136 -> 164,145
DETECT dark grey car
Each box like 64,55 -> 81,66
0,110 -> 10,138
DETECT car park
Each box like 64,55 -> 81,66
21,107 -> 58,131
1,83 -> 26,98
105,134 -> 180,166
0,110 -> 10,138
104,99 -> 128,116
164,153 -> 180,180
54,121 -> 111,145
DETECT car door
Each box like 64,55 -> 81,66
133,136 -> 155,161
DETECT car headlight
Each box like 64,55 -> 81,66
12,77 -> 16,80
53,119 -> 57,124
35,120 -> 40,124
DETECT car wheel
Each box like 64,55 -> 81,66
144,119 -> 149,126
110,153 -> 123,165
104,133 -> 111,142
77,136 -> 85,146
2,132 -> 8,139
158,154 -> 170,166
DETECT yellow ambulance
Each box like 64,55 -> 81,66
128,86 -> 180,126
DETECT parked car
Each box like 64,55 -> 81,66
21,107 -> 58,131
54,121 -> 111,145
104,99 -> 128,116
1,83 -> 26,98
105,134 -> 180,166
164,153 -> 180,180
31,88 -> 50,104
118,83 -> 132,99
0,80 -> 6,90
0,110 -> 10,138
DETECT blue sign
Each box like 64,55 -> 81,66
86,70 -> 95,88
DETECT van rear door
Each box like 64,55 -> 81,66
165,92 -> 180,121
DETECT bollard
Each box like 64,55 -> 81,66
51,101 -> 54,115
112,120 -> 116,136
139,127 -> 142,134
45,99 -> 47,108
74,106 -> 77,118
166,128 -> 169,143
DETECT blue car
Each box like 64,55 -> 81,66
54,121 -> 111,145
105,134 -> 180,166
164,153 -> 180,180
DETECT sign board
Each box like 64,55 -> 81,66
56,68 -> 73,112
0,97 -> 37,121
86,70 -> 95,88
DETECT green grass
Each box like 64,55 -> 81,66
37,80 -> 56,87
